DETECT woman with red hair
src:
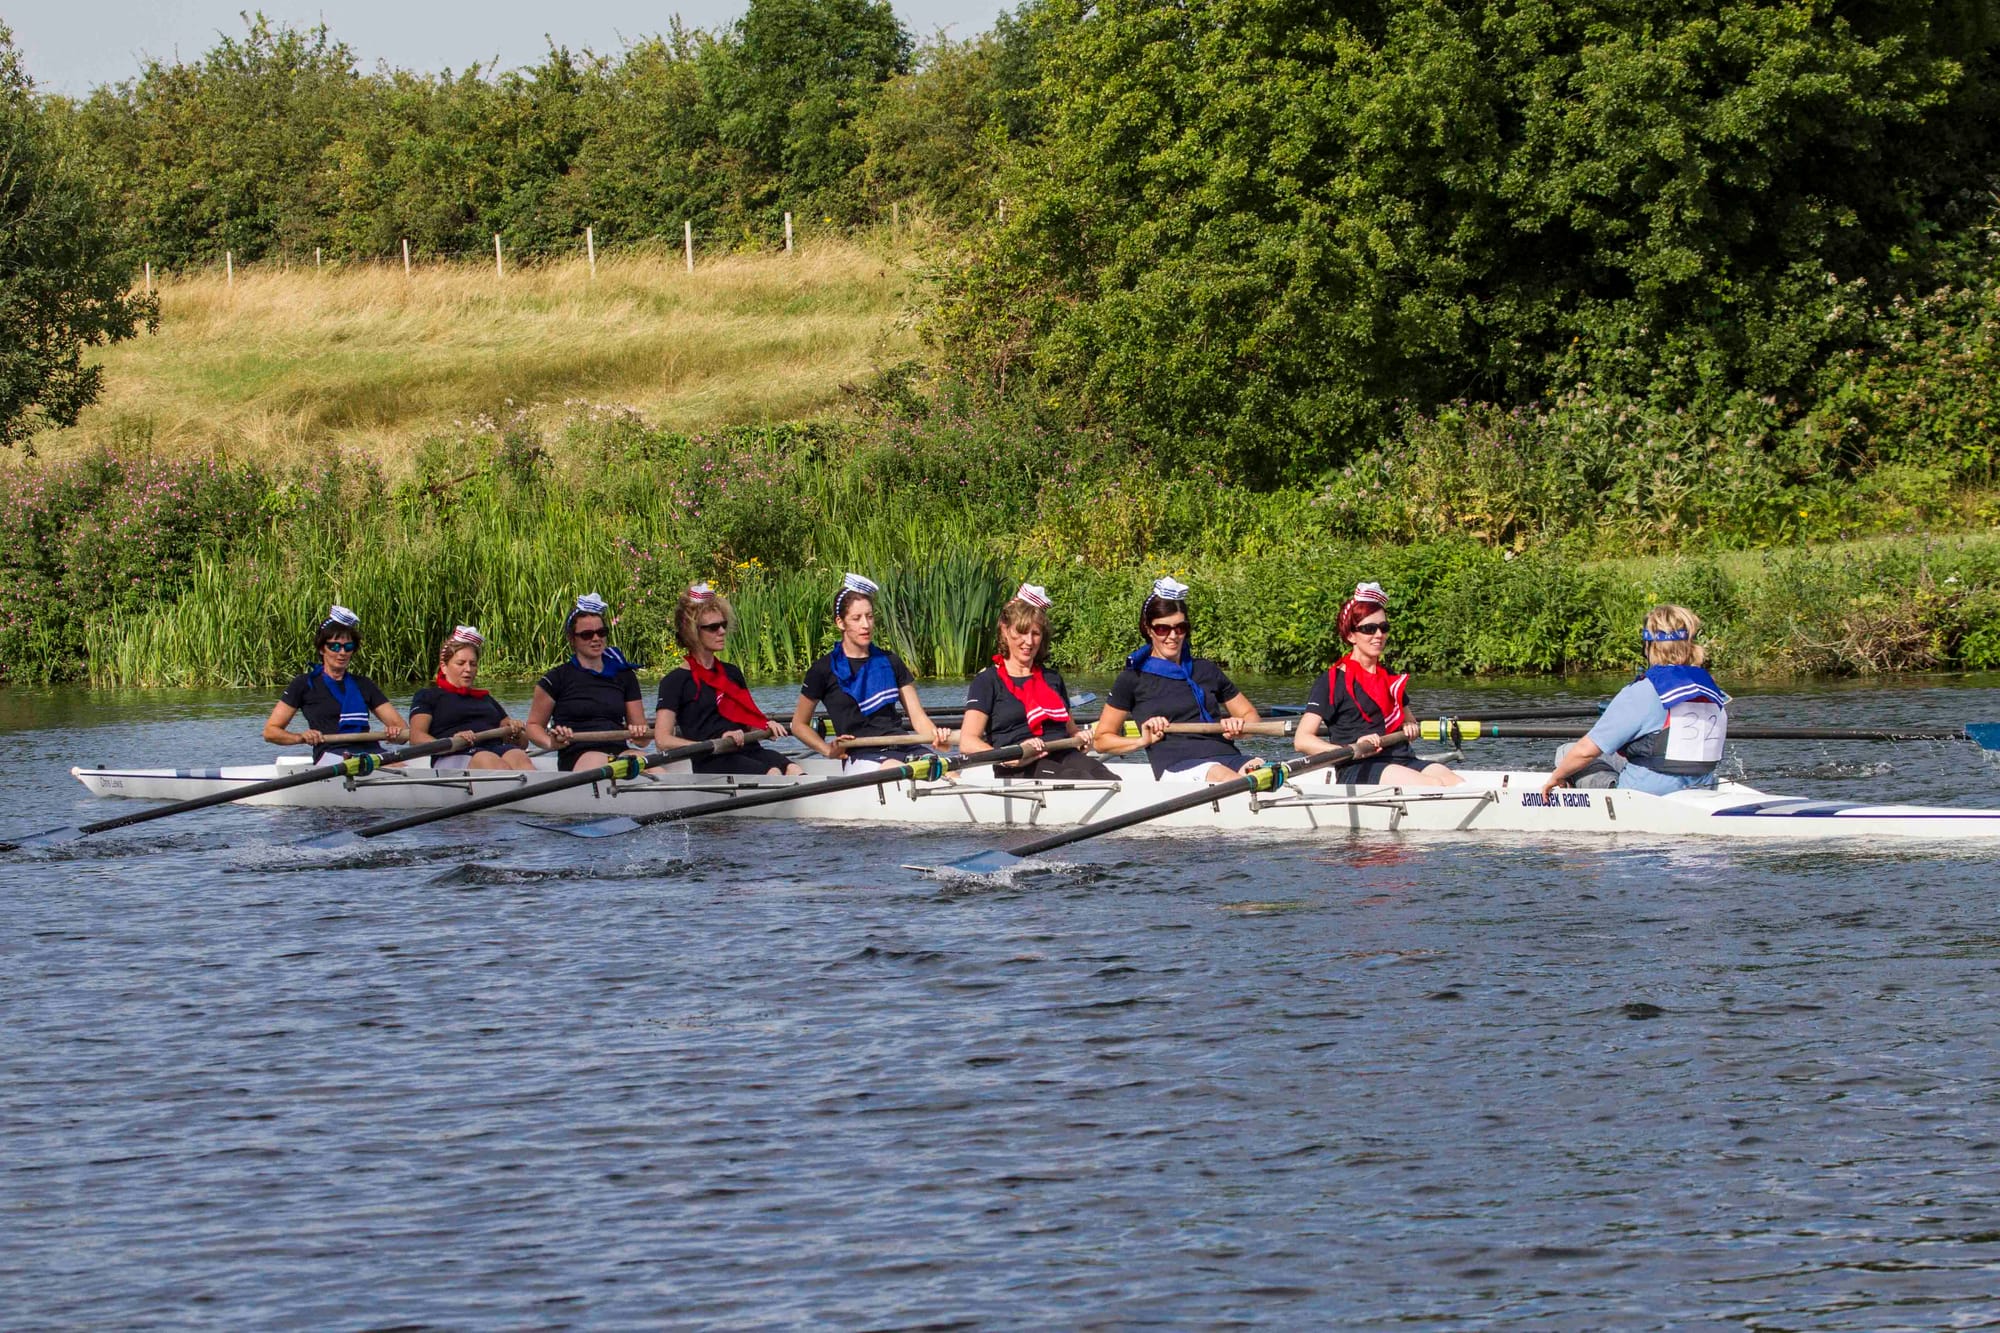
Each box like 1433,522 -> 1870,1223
1295,582 -> 1461,788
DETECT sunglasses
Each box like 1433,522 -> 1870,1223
1148,621 -> 1189,636
1351,621 -> 1389,636
572,626 -> 609,640
698,621 -> 728,633
324,641 -> 357,653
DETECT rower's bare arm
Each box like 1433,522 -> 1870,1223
1093,705 -> 1145,755
373,703 -> 409,743
1294,711 -> 1333,756
1221,691 -> 1259,740
958,709 -> 992,757
262,701 -> 315,747
653,708 -> 680,751
524,688 -> 560,749
901,684 -> 952,749
409,713 -> 437,746
1542,736 -> 1603,796
789,694 -> 831,758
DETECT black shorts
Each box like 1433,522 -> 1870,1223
692,744 -> 794,776
999,749 -> 1118,781
556,744 -> 640,773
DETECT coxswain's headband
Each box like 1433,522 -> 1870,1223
1013,583 -> 1053,608
322,605 -> 361,630
445,625 -> 484,648
1351,581 -> 1388,607
687,581 -> 717,602
835,573 -> 879,617
1642,628 -> 1690,642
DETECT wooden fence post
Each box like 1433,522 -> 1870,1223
494,233 -> 504,279
402,238 -> 411,277
586,225 -> 596,280
784,212 -> 793,254
226,251 -> 234,288
684,219 -> 694,273
144,261 -> 152,295
316,246 -> 322,271
892,201 -> 899,233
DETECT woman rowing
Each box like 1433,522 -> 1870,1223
788,573 -> 950,767
408,626 -> 532,771
523,593 -> 651,772
1295,582 -> 1462,788
1092,577 -> 1264,782
959,583 -> 1114,780
1543,604 -> 1729,796
654,582 -> 802,776
261,605 -> 407,762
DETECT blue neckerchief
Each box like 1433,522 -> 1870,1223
313,665 -> 370,732
1125,645 -> 1214,722
1644,665 -> 1730,708
571,646 -> 637,680
830,646 -> 900,717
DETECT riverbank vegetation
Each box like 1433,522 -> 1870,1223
5,3 -> 2000,689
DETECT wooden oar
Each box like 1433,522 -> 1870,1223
279,728 -> 396,745
1116,720 -> 1295,737
299,730 -> 772,849
927,744 -> 1358,877
811,693 -> 1099,738
2,727 -> 517,852
536,737 -> 1088,839
1437,721 -> 2000,748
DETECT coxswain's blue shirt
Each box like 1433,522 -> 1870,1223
1584,679 -> 1713,796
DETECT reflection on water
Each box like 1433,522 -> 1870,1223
5,677 -> 2000,1327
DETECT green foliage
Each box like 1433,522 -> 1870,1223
932,0 -> 2000,480
0,24 -> 156,446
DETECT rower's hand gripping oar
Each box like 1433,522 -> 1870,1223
930,744 -> 1358,877
3,727 -> 516,852
298,730 -> 772,849
1426,720 -> 2000,748
538,736 -> 1089,839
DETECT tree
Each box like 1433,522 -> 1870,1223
932,0 -> 2000,482
0,24 -> 155,448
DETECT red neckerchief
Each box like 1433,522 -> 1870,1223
1332,656 -> 1406,731
687,655 -> 769,729
990,655 -> 1070,736
434,670 -> 489,699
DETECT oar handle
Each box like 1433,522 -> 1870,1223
560,729 -> 647,745
1117,720 -> 1294,737
280,729 -> 396,745
833,731 -> 952,749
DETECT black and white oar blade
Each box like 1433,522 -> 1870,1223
1965,723 -> 2000,751
2,825 -> 85,852
522,815 -> 643,838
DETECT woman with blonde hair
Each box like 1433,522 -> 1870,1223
653,583 -> 801,776
1542,604 -> 1730,796
408,626 -> 533,771
959,583 -> 1114,780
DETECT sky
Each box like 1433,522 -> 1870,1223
4,0 -> 1006,94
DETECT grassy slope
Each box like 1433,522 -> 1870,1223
33,244 -> 918,473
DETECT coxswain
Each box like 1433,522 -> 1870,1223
1092,577 -> 1264,782
654,582 -> 802,776
408,626 -> 532,771
261,605 -> 407,762
523,593 -> 651,772
1543,604 -> 1729,796
959,583 -> 1114,780
787,573 -> 950,767
1295,582 -> 1462,787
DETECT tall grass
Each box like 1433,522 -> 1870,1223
33,243 -> 918,475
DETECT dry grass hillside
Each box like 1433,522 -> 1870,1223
32,242 -> 919,473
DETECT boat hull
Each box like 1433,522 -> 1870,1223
67,757 -> 2000,842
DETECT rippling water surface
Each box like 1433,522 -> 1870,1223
6,678 -> 2000,1329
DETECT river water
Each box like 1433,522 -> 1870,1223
5,676 -> 2000,1330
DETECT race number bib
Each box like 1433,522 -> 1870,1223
1664,701 -> 1726,764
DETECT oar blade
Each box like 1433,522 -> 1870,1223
3,825 -> 85,851
522,815 -> 643,838
1966,723 -> 2000,752
911,847 -> 1062,878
